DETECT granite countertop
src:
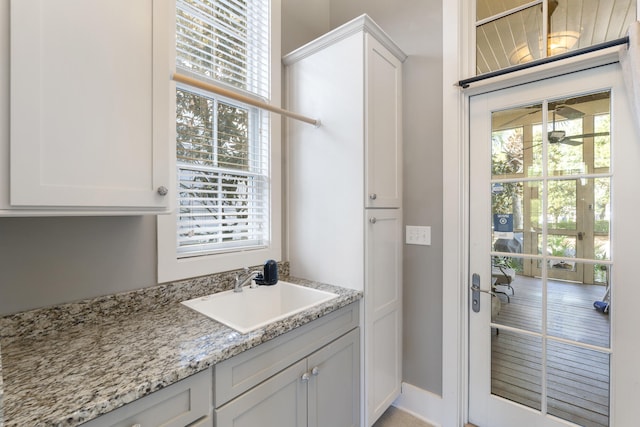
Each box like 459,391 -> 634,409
0,275 -> 362,427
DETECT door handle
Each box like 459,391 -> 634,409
470,273 -> 493,313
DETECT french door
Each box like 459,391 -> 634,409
468,63 -> 640,426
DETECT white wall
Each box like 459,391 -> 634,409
282,0 -> 330,55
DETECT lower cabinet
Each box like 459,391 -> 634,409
213,303 -> 360,427
215,359 -> 307,427
215,328 -> 360,427
307,329 -> 360,427
82,368 -> 212,427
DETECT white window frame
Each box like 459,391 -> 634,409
158,0 -> 281,283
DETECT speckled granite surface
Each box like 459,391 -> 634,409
0,267 -> 361,427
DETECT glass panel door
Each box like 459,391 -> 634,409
468,65 -> 626,427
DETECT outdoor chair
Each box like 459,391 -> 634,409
492,257 -> 516,302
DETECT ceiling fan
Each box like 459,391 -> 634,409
547,129 -> 610,145
547,108 -> 609,145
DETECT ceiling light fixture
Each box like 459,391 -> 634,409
509,30 -> 580,65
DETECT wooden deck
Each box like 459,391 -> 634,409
491,275 -> 610,427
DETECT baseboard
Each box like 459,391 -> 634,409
392,382 -> 444,427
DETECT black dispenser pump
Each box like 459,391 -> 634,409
255,259 -> 278,286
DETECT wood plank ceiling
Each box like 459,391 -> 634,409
476,0 -> 636,74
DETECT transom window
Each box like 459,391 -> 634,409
475,0 -> 636,74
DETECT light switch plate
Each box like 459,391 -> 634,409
406,225 -> 431,245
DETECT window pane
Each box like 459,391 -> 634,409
547,180 -> 576,230
177,167 -> 267,254
476,5 -> 542,74
176,0 -> 270,98
534,92 -> 611,176
492,103 -> 543,178
537,178 -> 610,262
546,262 -> 610,347
175,89 -> 268,256
546,341 -> 610,426
217,101 -> 249,171
476,0 -> 636,74
491,330 -> 543,410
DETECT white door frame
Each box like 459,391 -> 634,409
439,3 -> 638,427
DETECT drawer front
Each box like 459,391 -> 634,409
83,369 -> 211,427
214,302 -> 359,407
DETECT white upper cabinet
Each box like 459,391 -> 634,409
365,35 -> 403,208
5,0 -> 171,214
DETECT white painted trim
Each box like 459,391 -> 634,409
461,47 -> 622,96
393,382 -> 444,427
282,14 -> 406,65
440,0 -> 469,426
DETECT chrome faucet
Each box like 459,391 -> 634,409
234,267 -> 262,292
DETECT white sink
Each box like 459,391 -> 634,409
181,281 -> 339,334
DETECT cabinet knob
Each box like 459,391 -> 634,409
131,424 -> 142,427
301,372 -> 311,382
157,186 -> 169,196
311,366 -> 319,376
369,217 -> 377,224
369,193 -> 377,200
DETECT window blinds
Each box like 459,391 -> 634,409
175,0 -> 270,257
176,0 -> 270,99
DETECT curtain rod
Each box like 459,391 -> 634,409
172,73 -> 320,127
458,37 -> 629,89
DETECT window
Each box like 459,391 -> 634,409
175,88 -> 269,255
475,0 -> 636,75
158,0 -> 281,282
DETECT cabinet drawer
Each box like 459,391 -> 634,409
82,369 -> 211,427
214,302 -> 359,407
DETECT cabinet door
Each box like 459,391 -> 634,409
9,0 -> 170,211
365,209 -> 402,425
365,34 -> 402,209
307,328 -> 360,427
215,359 -> 308,427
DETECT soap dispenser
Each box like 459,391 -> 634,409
255,259 -> 278,285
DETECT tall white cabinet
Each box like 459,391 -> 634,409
284,15 -> 405,426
